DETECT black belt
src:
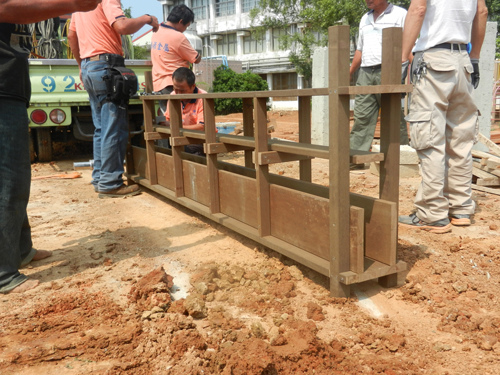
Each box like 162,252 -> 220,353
84,53 -> 123,62
362,64 -> 382,70
432,43 -> 467,51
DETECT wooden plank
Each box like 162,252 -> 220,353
350,150 -> 385,164
140,88 -> 330,100
169,98 -> 184,197
269,140 -> 329,158
204,98 -> 220,214
156,152 -> 175,191
298,95 -> 312,182
349,206 -> 365,274
486,159 -> 500,170
473,161 -> 500,177
472,184 -> 500,195
478,132 -> 500,157
143,95 -> 158,184
217,134 -> 256,148
206,143 -> 254,154
339,260 -> 407,285
350,193 -> 397,266
476,177 -> 500,186
336,84 -> 412,95
144,132 -> 165,141
257,151 -> 313,165
154,125 -> 171,134
472,149 -> 500,163
328,25 -> 351,298
255,97 -> 271,237
270,185 -> 329,260
242,97 -> 255,169
182,160 -> 210,206
131,145 -> 147,179
473,166 -> 498,179
170,136 -> 191,146
219,170 -> 258,228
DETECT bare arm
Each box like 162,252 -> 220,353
0,0 -> 101,24
183,123 -> 204,131
67,29 -> 81,67
401,0 -> 427,62
349,50 -> 362,77
112,15 -> 159,35
470,0 -> 488,59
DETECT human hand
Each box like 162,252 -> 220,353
471,59 -> 480,89
149,15 -> 159,32
401,60 -> 409,84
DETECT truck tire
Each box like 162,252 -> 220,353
36,128 -> 52,162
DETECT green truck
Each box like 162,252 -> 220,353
28,58 -> 151,162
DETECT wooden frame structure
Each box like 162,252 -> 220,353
127,26 -> 411,297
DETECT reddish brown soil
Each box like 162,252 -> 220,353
1,110 -> 499,374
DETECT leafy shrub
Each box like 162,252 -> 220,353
211,66 -> 269,115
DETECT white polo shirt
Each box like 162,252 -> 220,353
357,3 -> 407,67
413,0 -> 477,52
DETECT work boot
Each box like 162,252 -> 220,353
449,214 -> 471,226
98,184 -> 140,199
398,213 -> 452,234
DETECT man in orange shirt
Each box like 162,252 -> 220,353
68,1 -> 159,198
164,68 -> 206,155
151,5 -> 201,113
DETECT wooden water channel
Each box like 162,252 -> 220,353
126,26 -> 411,297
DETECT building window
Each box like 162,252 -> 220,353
272,73 -> 298,100
216,34 -> 237,56
216,0 -> 235,16
192,0 -> 207,20
243,33 -> 264,54
202,36 -> 211,57
242,0 -> 258,13
272,27 -> 288,51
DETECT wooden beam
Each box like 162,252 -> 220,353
257,151 -> 313,165
204,98 -> 220,214
328,25 -> 351,298
255,97 -> 271,237
205,143 -> 254,154
169,98 -> 184,197
350,206 -> 365,274
144,132 -> 164,141
472,184 -> 500,195
143,72 -> 158,185
336,84 -> 412,96
473,161 -> 500,177
478,132 -> 500,157
299,96 -> 312,182
140,88 -> 330,100
350,150 -> 385,164
339,260 -> 407,285
242,97 -> 255,169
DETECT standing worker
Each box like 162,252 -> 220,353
68,1 -> 159,198
0,0 -> 102,294
349,0 -> 409,169
398,0 -> 488,233
151,4 -> 201,113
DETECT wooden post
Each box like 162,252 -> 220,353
143,71 -> 157,184
379,27 -> 402,288
255,97 -> 271,237
169,98 -> 185,197
328,25 -> 351,298
299,96 -> 312,182
204,98 -> 220,213
243,98 -> 255,169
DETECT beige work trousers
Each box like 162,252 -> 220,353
406,48 -> 478,223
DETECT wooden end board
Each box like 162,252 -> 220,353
182,160 -> 210,206
270,184 -> 329,260
350,206 -> 365,274
132,146 -> 147,179
156,152 -> 175,191
219,170 -> 258,228
350,193 -> 397,266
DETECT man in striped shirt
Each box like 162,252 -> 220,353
349,0 -> 409,169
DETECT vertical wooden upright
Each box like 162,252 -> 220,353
242,98 -> 255,169
298,96 -> 312,182
143,71 -> 158,184
328,25 -> 351,297
379,27 -> 403,288
169,99 -> 185,197
255,97 -> 271,237
204,98 -> 220,213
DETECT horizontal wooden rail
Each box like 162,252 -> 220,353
336,84 -> 412,95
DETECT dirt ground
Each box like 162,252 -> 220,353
1,110 -> 500,375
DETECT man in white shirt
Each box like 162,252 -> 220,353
349,0 -> 409,169
398,0 -> 488,233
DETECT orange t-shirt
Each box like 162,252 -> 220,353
69,0 -> 124,59
165,87 -> 206,127
151,24 -> 199,92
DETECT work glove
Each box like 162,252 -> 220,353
470,59 -> 480,89
401,60 -> 409,84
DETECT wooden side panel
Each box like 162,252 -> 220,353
350,193 -> 397,266
182,160 -> 210,206
132,146 -> 147,178
219,170 -> 258,228
270,185 -> 329,260
349,206 -> 365,274
156,152 -> 175,191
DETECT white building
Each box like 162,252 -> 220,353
156,0 -> 306,99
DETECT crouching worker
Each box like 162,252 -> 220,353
164,67 -> 207,156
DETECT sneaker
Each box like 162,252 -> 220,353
398,213 -> 452,234
98,184 -> 140,199
449,214 -> 471,226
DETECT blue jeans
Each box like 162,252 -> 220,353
0,99 -> 36,293
81,59 -> 128,191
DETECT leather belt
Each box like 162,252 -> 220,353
362,64 -> 382,70
84,53 -> 121,62
432,43 -> 468,51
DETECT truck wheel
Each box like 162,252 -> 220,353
29,130 -> 36,163
36,128 -> 52,162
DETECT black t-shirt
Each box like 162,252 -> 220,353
0,23 -> 31,105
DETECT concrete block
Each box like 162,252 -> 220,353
371,144 -> 419,165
